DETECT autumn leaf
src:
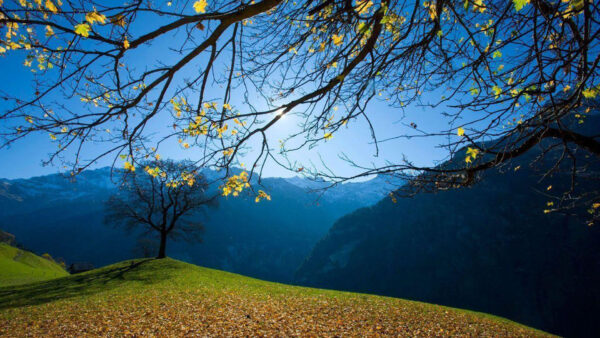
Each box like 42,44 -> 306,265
355,0 -> 373,15
465,147 -> 479,163
513,0 -> 530,12
110,15 -> 126,27
45,0 -> 58,13
123,161 -> 135,172
324,132 -> 333,140
42,25 -> 55,38
193,0 -> 207,13
123,38 -> 130,49
85,11 -> 107,25
582,87 -> 599,99
457,127 -> 465,136
332,34 -> 343,46
74,23 -> 91,37
492,85 -> 502,98
466,147 -> 479,158
255,190 -> 271,203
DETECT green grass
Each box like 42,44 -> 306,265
0,258 -> 554,336
0,243 -> 68,287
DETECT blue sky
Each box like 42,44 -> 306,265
0,55 -> 450,180
0,3 -> 454,180
0,61 -> 449,181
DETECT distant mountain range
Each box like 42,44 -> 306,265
0,168 -> 399,283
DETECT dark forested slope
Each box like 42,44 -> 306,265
297,127 -> 600,337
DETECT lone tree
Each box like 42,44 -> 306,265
0,0 -> 599,221
105,160 -> 216,258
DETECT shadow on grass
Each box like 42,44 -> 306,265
0,259 -> 172,310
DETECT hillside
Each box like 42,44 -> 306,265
296,144 -> 600,337
0,258 -> 550,337
0,243 -> 68,287
0,168 -> 398,283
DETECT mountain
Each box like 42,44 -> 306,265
0,168 -> 398,283
296,143 -> 600,336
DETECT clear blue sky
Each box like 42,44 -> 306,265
0,9 -> 453,180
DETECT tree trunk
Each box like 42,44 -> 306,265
157,231 -> 167,259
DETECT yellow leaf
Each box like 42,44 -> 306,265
255,190 -> 271,203
324,132 -> 333,140
193,0 -> 207,13
123,161 -> 135,172
466,147 -> 479,157
45,0 -> 58,13
123,37 -> 130,49
457,127 -> 465,136
332,34 -> 343,46
513,0 -> 530,12
85,11 -> 107,25
492,85 -> 502,98
74,23 -> 91,37
45,25 -> 54,37
582,87 -> 598,99
355,0 -> 373,15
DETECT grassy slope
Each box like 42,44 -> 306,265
0,243 -> 68,287
0,258 -> 552,337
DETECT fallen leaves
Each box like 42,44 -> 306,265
0,259 -> 552,337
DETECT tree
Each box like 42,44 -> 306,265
0,1 -> 599,221
105,160 -> 216,258
133,237 -> 160,258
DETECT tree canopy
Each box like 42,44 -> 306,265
105,160 -> 215,258
1,0 -> 599,222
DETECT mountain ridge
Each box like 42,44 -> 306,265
0,166 -> 401,283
